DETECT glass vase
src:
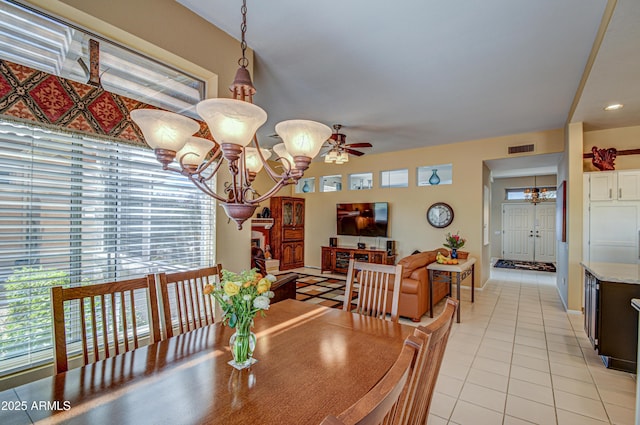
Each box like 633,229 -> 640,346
450,248 -> 458,259
429,169 -> 441,185
228,321 -> 257,370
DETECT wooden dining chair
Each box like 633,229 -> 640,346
343,259 -> 403,322
320,335 -> 426,425
398,297 -> 458,425
51,276 -> 161,374
157,265 -> 222,339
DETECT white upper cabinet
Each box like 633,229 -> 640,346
589,172 -> 616,201
617,171 -> 640,200
588,170 -> 640,201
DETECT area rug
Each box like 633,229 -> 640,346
494,259 -> 556,273
295,274 -> 356,310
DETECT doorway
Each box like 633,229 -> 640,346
502,203 -> 556,263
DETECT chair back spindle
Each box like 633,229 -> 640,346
344,260 -> 403,322
399,297 -> 458,424
157,265 -> 222,338
51,276 -> 161,374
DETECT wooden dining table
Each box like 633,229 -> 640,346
0,299 -> 412,425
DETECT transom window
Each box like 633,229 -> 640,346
505,187 -> 557,201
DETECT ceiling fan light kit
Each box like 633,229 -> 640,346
130,0 -> 330,229
323,124 -> 371,164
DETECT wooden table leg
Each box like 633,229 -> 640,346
472,264 -> 475,303
429,269 -> 434,318
456,272 -> 461,323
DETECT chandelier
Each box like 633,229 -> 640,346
524,176 -> 549,204
130,0 -> 330,229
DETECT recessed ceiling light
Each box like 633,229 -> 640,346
604,103 -> 624,111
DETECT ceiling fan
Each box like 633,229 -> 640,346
323,124 -> 372,164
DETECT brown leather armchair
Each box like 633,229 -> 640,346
392,248 -> 450,321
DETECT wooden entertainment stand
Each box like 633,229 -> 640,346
321,246 -> 396,274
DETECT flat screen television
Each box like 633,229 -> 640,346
336,202 -> 388,237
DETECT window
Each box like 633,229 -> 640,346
505,187 -> 557,201
320,175 -> 342,192
349,172 -> 373,190
0,0 -> 205,117
0,119 -> 214,374
380,169 -> 408,188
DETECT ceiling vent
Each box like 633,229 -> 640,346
508,144 -> 534,154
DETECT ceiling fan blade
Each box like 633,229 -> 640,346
345,142 -> 372,148
345,148 -> 365,156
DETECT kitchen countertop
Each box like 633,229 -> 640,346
581,261 -> 640,284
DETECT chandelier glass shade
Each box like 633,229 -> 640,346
272,143 -> 294,171
129,1 -> 331,229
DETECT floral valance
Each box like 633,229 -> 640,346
0,59 -> 210,147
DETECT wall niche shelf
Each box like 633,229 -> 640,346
417,164 -> 452,186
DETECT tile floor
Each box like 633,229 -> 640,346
425,267 -> 636,425
291,266 -> 637,425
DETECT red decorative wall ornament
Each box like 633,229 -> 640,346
591,146 -> 617,171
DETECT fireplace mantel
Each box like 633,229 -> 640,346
251,218 -> 274,229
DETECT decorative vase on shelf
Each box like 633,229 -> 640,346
429,169 -> 441,185
228,321 -> 257,370
302,180 -> 310,193
450,248 -> 458,259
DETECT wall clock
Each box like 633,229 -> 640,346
426,202 -> 454,228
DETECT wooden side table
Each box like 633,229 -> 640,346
427,257 -> 476,323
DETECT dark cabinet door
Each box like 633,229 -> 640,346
334,250 -> 351,273
292,242 -> 304,265
584,271 -> 599,349
282,199 -> 294,226
293,200 -> 304,227
321,247 -> 333,273
282,243 -> 295,268
282,242 -> 304,269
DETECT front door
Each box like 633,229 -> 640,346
502,203 -> 556,262
534,204 -> 556,263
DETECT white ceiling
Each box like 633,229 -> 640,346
177,0 -> 639,167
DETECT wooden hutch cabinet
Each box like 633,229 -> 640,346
270,197 -> 305,270
321,246 -> 395,274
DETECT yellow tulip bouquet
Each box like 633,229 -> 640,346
204,268 -> 276,368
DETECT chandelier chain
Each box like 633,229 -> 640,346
238,0 -> 249,68
130,0 -> 330,229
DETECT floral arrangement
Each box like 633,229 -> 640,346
204,268 -> 276,368
443,231 -> 466,250
204,268 -> 276,328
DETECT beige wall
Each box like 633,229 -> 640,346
30,0 -> 255,271
296,129 -> 564,287
584,125 -> 640,171
566,122 -> 585,311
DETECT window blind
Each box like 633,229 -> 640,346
0,119 -> 215,374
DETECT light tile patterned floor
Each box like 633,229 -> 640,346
290,266 -> 637,425
424,268 -> 637,425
